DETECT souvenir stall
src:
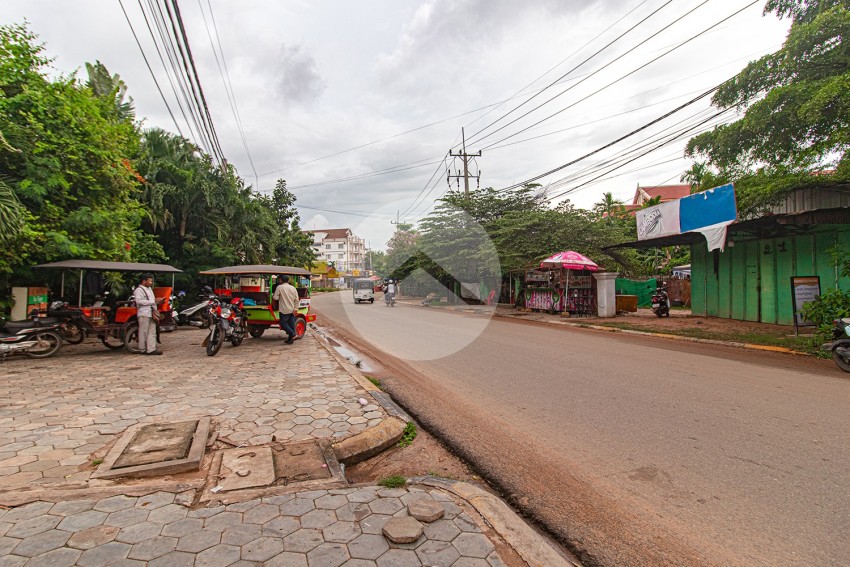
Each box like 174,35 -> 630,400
524,251 -> 600,315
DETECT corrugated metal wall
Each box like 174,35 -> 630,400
691,225 -> 850,324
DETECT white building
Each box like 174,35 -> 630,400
307,228 -> 366,275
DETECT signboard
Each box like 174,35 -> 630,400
636,184 -> 737,251
791,276 -> 821,334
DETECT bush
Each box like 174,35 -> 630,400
801,289 -> 850,345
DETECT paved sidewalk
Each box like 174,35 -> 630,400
0,328 -> 573,566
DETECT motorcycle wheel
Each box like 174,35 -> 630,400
123,324 -> 142,354
25,331 -> 63,359
249,327 -> 265,338
206,325 -> 224,356
230,325 -> 245,347
62,321 -> 85,344
295,318 -> 306,339
833,347 -> 850,372
100,331 -> 125,350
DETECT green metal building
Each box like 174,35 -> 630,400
613,187 -> 850,325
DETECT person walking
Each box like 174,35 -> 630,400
273,275 -> 300,344
133,273 -> 162,355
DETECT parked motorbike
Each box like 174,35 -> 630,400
203,296 -> 248,356
0,313 -> 64,359
651,287 -> 670,317
177,292 -> 215,328
823,318 -> 850,372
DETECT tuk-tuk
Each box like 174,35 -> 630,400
34,259 -> 181,352
199,265 -> 316,339
353,278 -> 375,304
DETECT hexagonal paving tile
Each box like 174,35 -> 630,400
9,529 -> 70,557
452,532 -> 495,558
77,541 -> 131,567
127,535 -> 178,561
7,515 -> 60,539
22,546 -> 81,567
376,548 -> 419,567
348,534 -> 389,560
204,512 -> 243,532
381,517 -> 423,544
242,536 -> 284,562
423,519 -> 461,542
115,521 -> 162,545
283,528 -> 323,553
306,542 -> 349,567
242,503 -> 279,525
56,510 -> 107,532
263,516 -> 301,539
368,498 -> 404,516
66,526 -> 120,550
300,509 -> 336,530
161,517 -> 204,538
93,496 -> 138,514
221,523 -> 262,546
315,495 -> 348,510
322,521 -> 361,543
147,504 -> 188,525
416,539 -> 460,566
280,498 -> 316,517
408,499 -> 444,523
195,543 -> 241,567
176,529 -> 221,553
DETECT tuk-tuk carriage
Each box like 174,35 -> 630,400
198,265 -> 316,339
34,260 -> 181,352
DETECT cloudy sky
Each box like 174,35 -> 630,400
4,1 -> 790,250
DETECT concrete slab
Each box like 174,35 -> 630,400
113,421 -> 198,468
219,447 -> 275,492
92,418 -> 210,480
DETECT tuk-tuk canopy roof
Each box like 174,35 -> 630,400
36,260 -> 182,273
200,265 -> 312,276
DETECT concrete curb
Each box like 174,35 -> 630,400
308,328 -> 411,465
412,476 -> 580,567
404,299 -> 811,356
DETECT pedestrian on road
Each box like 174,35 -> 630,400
274,275 -> 300,344
133,273 -> 163,355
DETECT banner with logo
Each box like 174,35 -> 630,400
636,184 -> 737,251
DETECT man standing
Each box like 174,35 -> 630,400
274,275 -> 300,345
133,273 -> 162,355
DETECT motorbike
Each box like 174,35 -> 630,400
177,292 -> 215,328
203,295 -> 248,356
0,312 -> 64,359
823,318 -> 850,372
385,292 -> 395,307
651,287 -> 670,317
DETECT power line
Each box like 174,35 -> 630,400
200,0 -> 258,185
283,158 -> 444,191
117,0 -> 184,137
462,0 -> 676,149
474,0 -> 717,151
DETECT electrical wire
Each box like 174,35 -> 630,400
462,0 -> 676,149
199,0 -> 258,183
118,0 -> 184,137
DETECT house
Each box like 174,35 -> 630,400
306,228 -> 366,276
607,184 -> 693,216
608,185 -> 850,325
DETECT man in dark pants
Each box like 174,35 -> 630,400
273,275 -> 299,344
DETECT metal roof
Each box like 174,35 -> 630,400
35,260 -> 182,273
199,265 -> 312,276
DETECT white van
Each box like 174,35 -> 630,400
353,278 -> 375,304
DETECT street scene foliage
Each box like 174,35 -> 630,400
0,23 -> 314,304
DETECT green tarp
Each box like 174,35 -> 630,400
615,278 -> 657,308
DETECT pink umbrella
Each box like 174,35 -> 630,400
540,251 -> 599,271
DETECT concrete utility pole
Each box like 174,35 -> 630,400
448,128 -> 482,196
391,210 -> 401,229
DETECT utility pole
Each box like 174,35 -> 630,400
391,210 -> 401,229
448,128 -> 482,196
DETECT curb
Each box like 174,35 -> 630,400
492,311 -> 812,357
308,328 -> 411,464
412,476 -> 580,567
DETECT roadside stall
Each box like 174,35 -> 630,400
524,251 -> 600,316
34,260 -> 182,351
199,265 -> 316,339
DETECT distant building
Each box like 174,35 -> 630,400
618,184 -> 693,215
307,228 -> 366,275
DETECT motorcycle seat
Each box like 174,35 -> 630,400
3,318 -> 60,333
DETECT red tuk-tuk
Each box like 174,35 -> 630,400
35,260 -> 181,352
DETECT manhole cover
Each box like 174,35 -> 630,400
92,418 -> 210,479
276,440 -> 334,484
219,447 -> 276,492
114,421 -> 198,468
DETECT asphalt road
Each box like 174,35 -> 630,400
312,292 -> 850,567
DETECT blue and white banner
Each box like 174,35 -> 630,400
636,184 -> 737,251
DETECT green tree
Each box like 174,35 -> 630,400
267,179 -> 316,268
0,24 -> 145,290
686,1 -> 850,180
593,191 -> 625,222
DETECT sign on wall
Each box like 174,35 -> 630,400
636,184 -> 737,251
791,276 -> 821,334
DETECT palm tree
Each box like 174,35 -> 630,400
681,161 -> 708,193
86,61 -> 134,120
594,192 -> 624,222
0,178 -> 24,244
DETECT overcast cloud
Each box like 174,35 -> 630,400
2,1 -> 790,250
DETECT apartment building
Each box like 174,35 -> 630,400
307,228 -> 366,275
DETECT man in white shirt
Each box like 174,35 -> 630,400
133,274 -> 162,355
385,280 -> 396,305
273,275 -> 300,344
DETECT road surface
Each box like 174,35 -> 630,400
312,292 -> 850,567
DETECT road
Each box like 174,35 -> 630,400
312,292 -> 850,567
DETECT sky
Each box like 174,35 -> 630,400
3,0 -> 791,251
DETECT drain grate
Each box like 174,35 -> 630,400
92,417 -> 210,480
